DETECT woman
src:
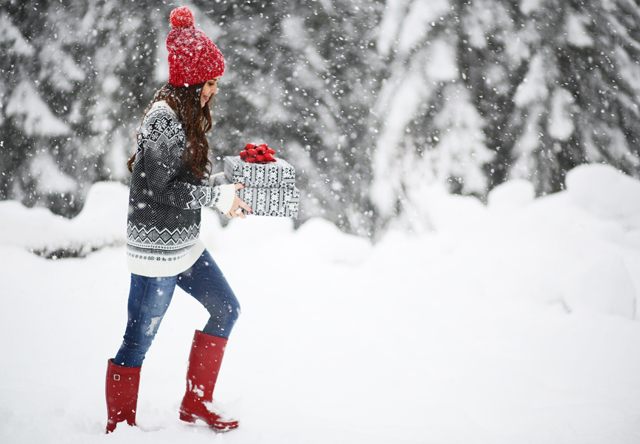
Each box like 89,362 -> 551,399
105,6 -> 251,434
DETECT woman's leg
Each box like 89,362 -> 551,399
176,249 -> 241,338
114,274 -> 178,367
107,274 -> 177,432
176,250 -> 241,431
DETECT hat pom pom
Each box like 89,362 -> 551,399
170,6 -> 195,28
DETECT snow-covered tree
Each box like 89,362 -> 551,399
371,0 -> 495,222
1,0 -> 384,234
3,0 -> 640,238
192,0 -> 382,234
370,0 -> 640,228
0,0 -> 161,216
506,0 -> 640,194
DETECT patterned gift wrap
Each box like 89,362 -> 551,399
212,175 -> 299,218
224,156 -> 296,189
238,186 -> 299,218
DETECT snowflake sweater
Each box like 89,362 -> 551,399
126,101 -> 235,277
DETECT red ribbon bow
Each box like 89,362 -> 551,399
238,143 -> 276,163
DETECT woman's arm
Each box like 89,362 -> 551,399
138,111 -> 235,213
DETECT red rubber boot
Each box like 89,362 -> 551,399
105,359 -> 142,433
179,330 -> 239,431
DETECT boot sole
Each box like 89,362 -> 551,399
179,410 -> 239,431
179,411 -> 197,423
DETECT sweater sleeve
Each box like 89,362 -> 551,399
215,184 -> 236,214
140,110 -> 229,212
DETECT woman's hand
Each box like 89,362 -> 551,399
226,183 -> 253,219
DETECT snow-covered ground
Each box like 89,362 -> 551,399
2,163 -> 640,443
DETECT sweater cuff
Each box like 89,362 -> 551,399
214,184 -> 236,214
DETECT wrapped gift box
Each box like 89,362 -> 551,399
213,175 -> 299,218
224,156 -> 296,189
239,185 -> 299,218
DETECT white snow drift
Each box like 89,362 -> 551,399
1,163 -> 640,443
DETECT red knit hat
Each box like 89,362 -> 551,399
166,6 -> 225,87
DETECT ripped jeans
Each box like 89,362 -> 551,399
113,249 -> 241,368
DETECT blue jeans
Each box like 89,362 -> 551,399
114,249 -> 240,367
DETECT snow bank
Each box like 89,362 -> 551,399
376,164 -> 640,319
2,164 -> 640,443
567,163 -> 640,226
486,178 -> 536,211
2,165 -> 639,318
0,181 -> 129,257
478,164 -> 640,318
2,164 -> 638,320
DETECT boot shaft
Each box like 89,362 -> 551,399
185,330 -> 228,401
180,330 -> 238,431
105,359 -> 142,433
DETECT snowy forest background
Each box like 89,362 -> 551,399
2,0 -> 640,237
4,2 -> 640,441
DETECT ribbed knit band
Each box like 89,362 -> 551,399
214,184 -> 236,214
127,239 -> 206,278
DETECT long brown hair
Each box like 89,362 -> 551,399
127,82 -> 213,180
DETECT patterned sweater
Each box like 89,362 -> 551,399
126,101 -> 235,277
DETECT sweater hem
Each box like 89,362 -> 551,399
126,239 -> 206,277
